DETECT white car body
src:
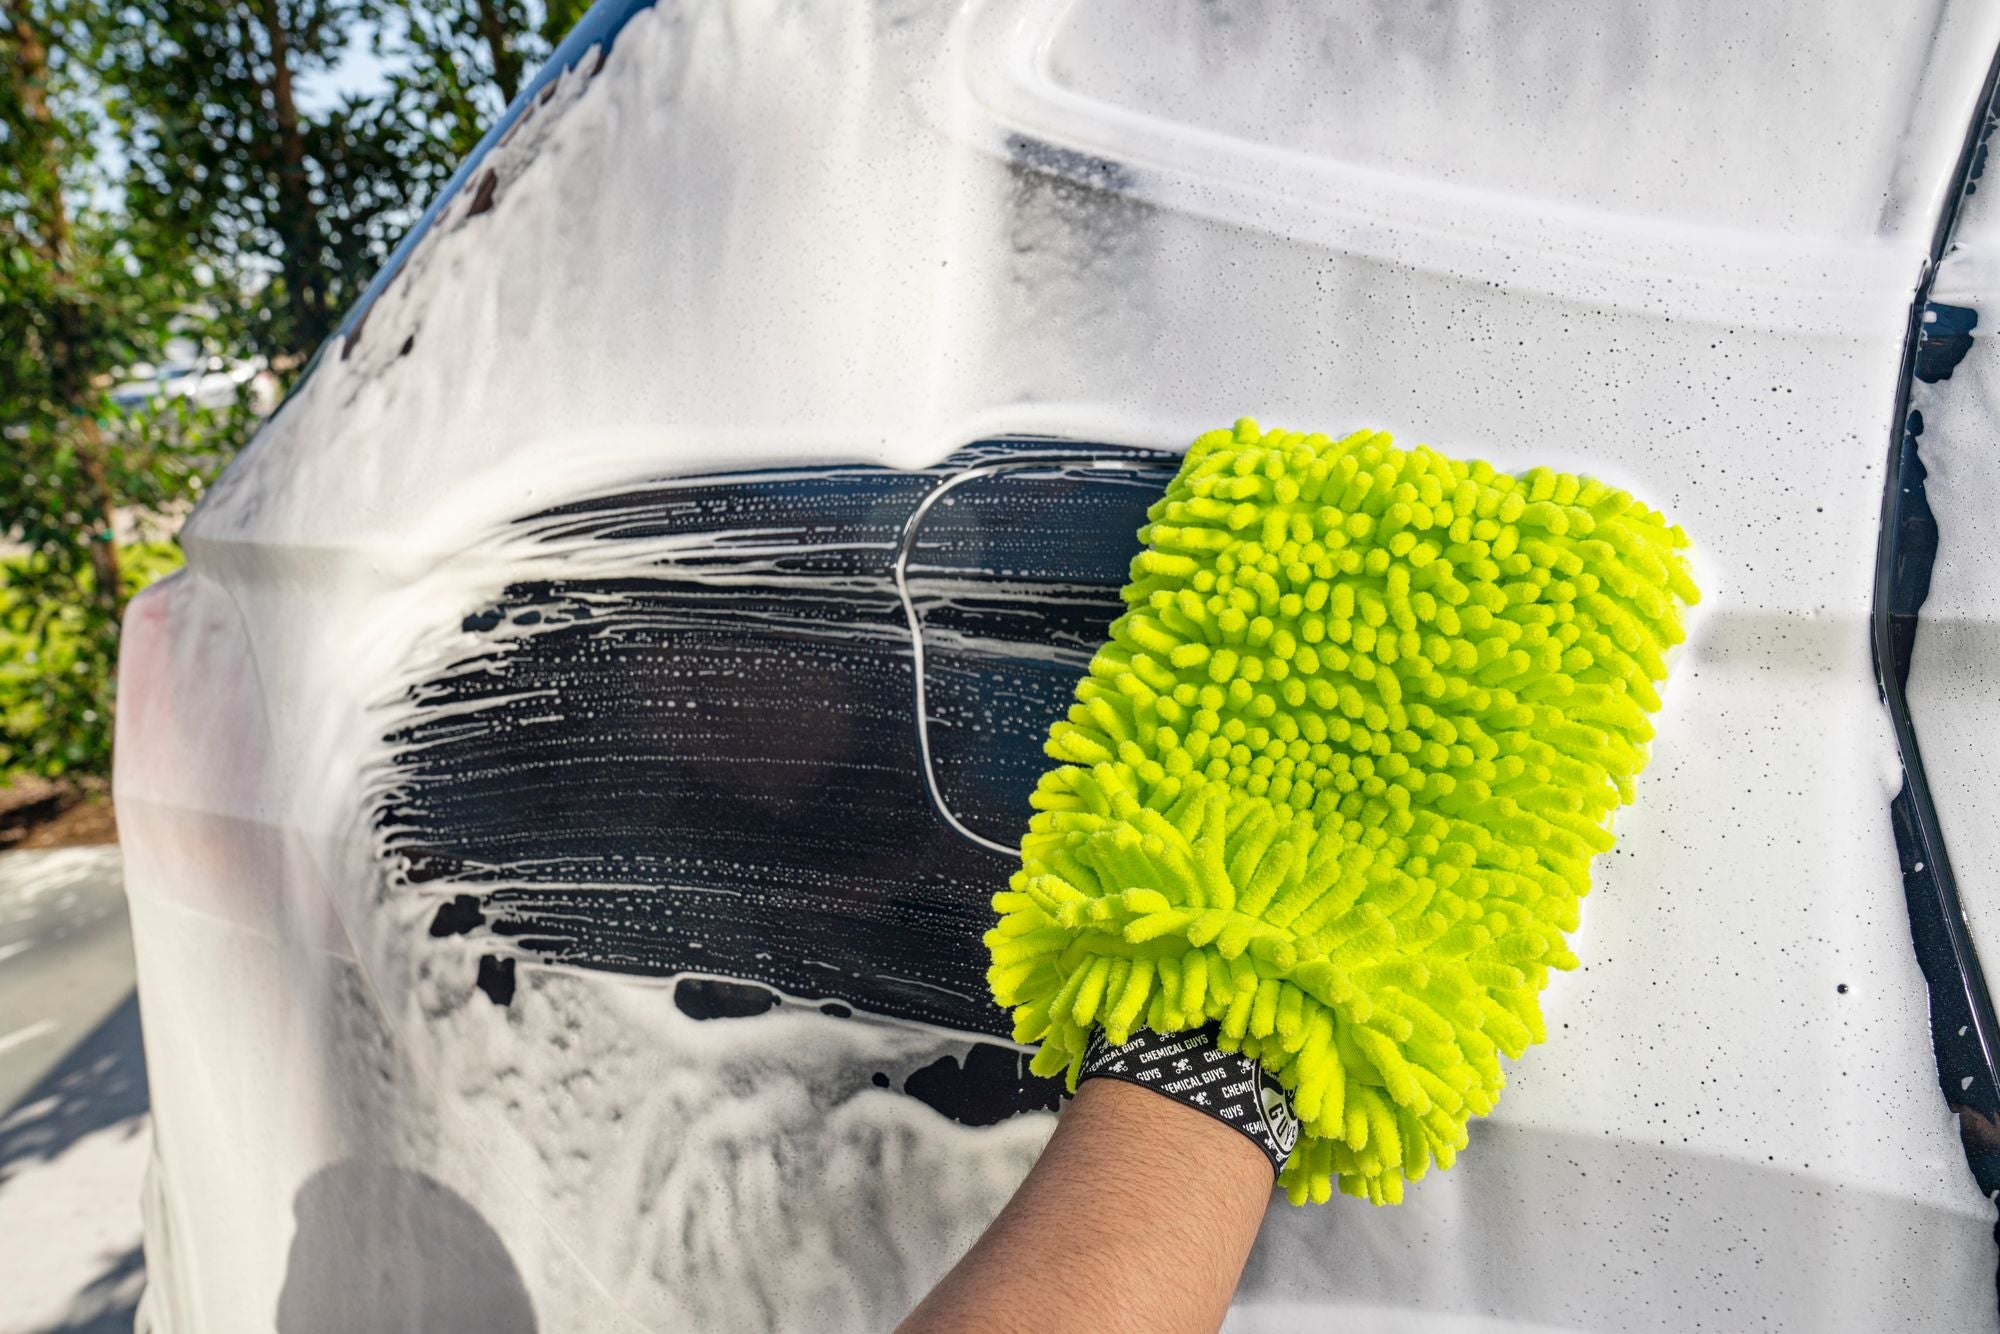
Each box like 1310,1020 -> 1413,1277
117,2 -> 2000,1329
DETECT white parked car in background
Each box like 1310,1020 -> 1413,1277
107,354 -> 278,417
116,1 -> 2000,1329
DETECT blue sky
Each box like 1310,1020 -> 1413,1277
294,20 -> 403,117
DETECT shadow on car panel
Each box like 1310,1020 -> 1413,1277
372,440 -> 1175,1116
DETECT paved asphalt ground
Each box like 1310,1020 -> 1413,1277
0,846 -> 148,1334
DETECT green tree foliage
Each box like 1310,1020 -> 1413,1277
3,2 -> 204,419
1,1 -> 248,777
94,0 -> 431,362
384,0 -> 591,164
0,399 -> 253,777
3,0 -> 580,782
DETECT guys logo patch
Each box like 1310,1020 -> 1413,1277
1258,1069 -> 1299,1158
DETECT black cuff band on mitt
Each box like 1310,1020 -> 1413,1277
1078,1024 -> 1299,1177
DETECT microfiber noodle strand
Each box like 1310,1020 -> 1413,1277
986,420 -> 1700,1206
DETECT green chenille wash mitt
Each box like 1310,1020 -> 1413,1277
986,420 -> 1699,1205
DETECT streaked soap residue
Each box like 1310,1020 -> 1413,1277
113,0 -> 2000,1329
369,447 -> 1166,1023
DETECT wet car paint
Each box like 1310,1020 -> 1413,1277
117,1 -> 2000,1327
374,444 -> 1178,1126
376,445 -> 1169,1037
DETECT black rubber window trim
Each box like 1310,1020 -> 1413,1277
1871,35 -> 2000,1225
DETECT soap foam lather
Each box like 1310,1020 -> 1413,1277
986,419 -> 1700,1205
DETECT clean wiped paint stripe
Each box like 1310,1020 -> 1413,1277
371,443 -> 1173,1039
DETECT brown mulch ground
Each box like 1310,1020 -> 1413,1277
0,775 -> 119,850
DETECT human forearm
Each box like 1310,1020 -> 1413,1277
899,1076 -> 1273,1334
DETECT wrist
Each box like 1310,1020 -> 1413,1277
1076,1024 -> 1299,1178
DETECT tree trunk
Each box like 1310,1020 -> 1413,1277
12,8 -> 125,621
72,421 -> 127,623
253,0 -> 327,352
11,6 -> 69,263
475,0 -> 523,105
